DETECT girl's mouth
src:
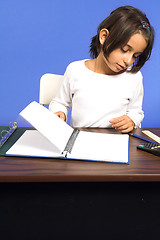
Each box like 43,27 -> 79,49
116,64 -> 126,71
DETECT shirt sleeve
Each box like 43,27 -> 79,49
49,68 -> 72,118
126,73 -> 144,128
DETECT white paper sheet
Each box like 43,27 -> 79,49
19,101 -> 73,152
6,130 -> 62,158
69,131 -> 129,163
7,130 -> 129,163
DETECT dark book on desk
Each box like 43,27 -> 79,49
0,123 -> 17,149
4,101 -> 129,163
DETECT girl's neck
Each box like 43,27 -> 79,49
85,53 -> 117,75
85,58 -> 108,75
94,54 -> 111,75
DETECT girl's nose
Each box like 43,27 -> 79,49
124,54 -> 134,67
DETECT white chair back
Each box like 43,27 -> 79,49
39,73 -> 63,105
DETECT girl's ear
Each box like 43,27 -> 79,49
99,28 -> 109,45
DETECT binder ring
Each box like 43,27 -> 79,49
0,130 -> 10,139
9,121 -> 17,129
0,121 -> 17,149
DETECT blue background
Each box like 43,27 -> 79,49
0,0 -> 159,127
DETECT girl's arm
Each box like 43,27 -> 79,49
54,111 -> 66,121
125,75 -> 144,128
49,70 -> 72,120
110,73 -> 144,133
109,115 -> 135,133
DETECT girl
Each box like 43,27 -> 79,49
49,6 -> 154,133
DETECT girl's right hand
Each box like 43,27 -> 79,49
55,111 -> 66,121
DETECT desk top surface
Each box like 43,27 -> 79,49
0,128 -> 160,182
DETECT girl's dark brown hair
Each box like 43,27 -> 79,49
90,6 -> 155,73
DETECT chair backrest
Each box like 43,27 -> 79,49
39,73 -> 64,105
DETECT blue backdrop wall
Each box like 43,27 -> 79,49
0,0 -> 159,127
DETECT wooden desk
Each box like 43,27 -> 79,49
0,128 -> 160,239
0,128 -> 160,182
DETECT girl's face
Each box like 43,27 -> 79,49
101,32 -> 147,75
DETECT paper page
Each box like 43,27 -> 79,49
69,131 -> 129,163
19,101 -> 73,152
6,130 -> 62,158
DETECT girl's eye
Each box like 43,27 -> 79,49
121,47 -> 140,59
121,48 -> 128,53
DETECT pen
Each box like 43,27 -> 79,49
130,133 -> 157,144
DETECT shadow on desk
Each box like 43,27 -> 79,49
0,182 -> 160,240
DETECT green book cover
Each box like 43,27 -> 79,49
0,127 -> 33,156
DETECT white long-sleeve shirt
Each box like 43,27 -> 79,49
49,60 -> 144,128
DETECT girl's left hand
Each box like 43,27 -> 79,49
109,115 -> 135,133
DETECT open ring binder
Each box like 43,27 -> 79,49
2,102 -> 129,163
0,122 -> 17,148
